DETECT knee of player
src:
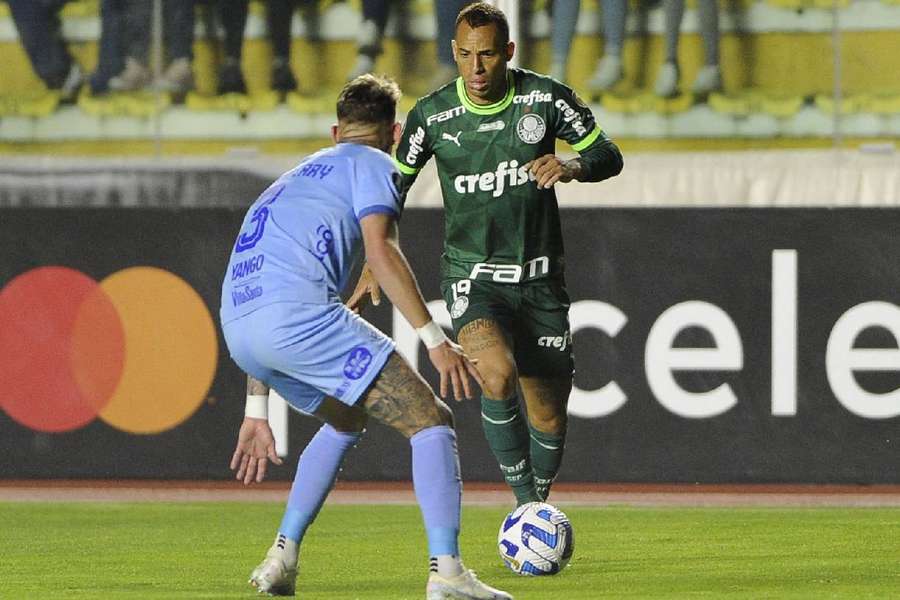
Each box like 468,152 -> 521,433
479,367 -> 518,400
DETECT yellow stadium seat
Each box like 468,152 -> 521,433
187,92 -> 253,113
765,0 -> 805,10
17,92 -> 62,118
78,91 -> 168,117
708,92 -> 752,117
861,94 -> 900,115
286,92 -> 332,115
648,92 -> 696,115
758,94 -> 804,118
814,94 -> 865,115
600,93 -> 640,114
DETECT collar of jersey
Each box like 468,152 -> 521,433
455,71 -> 515,115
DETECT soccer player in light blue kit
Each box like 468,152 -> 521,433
220,74 -> 512,600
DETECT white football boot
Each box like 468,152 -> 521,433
248,546 -> 297,596
426,568 -> 513,600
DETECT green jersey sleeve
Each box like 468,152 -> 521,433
394,103 -> 433,177
550,80 -> 604,152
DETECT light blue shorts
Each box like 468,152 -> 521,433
222,301 -> 395,414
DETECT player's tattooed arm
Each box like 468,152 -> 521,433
247,375 -> 269,396
363,353 -> 450,437
526,154 -> 583,189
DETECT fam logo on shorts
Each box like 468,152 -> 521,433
450,296 -> 469,319
343,346 -> 373,380
516,114 -> 546,144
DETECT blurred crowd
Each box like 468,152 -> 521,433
7,0 -> 722,102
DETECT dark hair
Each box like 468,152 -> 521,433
455,2 -> 510,46
336,74 -> 401,125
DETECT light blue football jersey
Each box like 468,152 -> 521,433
220,143 -> 401,324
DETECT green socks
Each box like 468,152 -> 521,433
529,424 -> 565,501
480,395 -> 539,505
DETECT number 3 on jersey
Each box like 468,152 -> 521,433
235,185 -> 285,253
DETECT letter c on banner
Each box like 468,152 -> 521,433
0,266 -> 218,434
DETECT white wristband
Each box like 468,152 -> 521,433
245,394 -> 268,419
417,320 -> 448,349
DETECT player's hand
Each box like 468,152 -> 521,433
346,263 -> 381,314
427,340 -> 485,402
526,154 -> 581,189
230,417 -> 283,485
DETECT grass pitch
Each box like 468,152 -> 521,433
1,502 -> 898,599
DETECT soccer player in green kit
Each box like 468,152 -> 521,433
353,2 -> 623,506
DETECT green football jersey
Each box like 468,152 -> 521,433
395,68 -> 608,283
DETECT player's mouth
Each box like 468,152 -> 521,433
468,78 -> 489,93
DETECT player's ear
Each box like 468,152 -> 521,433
451,39 -> 458,60
331,124 -> 339,144
392,122 -> 402,146
506,41 -> 515,62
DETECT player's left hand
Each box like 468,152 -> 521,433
230,417 -> 283,485
526,154 -> 580,189
346,263 -> 382,314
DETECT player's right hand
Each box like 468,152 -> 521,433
428,340 -> 484,401
230,417 -> 284,485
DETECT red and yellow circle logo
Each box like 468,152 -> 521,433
0,266 -> 218,434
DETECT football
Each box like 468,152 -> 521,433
497,501 -> 574,576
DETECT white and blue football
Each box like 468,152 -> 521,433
497,501 -> 574,576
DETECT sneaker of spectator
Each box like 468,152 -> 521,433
60,63 -> 85,102
109,57 -> 152,92
155,58 -> 194,97
654,62 -> 680,98
218,58 -> 247,95
691,65 -> 722,96
347,54 -> 375,81
587,55 -> 623,93
271,57 -> 297,93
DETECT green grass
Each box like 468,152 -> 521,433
1,503 -> 898,599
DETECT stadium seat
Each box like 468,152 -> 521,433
186,90 -> 279,113
758,94 -> 804,118
861,94 -> 900,115
708,92 -> 753,117
0,92 -> 60,118
78,91 -> 170,118
814,94 -> 865,115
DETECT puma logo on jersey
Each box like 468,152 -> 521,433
477,120 -> 505,132
442,131 -> 462,147
453,160 -> 536,198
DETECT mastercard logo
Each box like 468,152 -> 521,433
0,266 -> 218,434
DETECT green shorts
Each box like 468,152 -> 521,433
440,276 -> 574,378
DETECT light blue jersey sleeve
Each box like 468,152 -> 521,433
351,147 -> 402,222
